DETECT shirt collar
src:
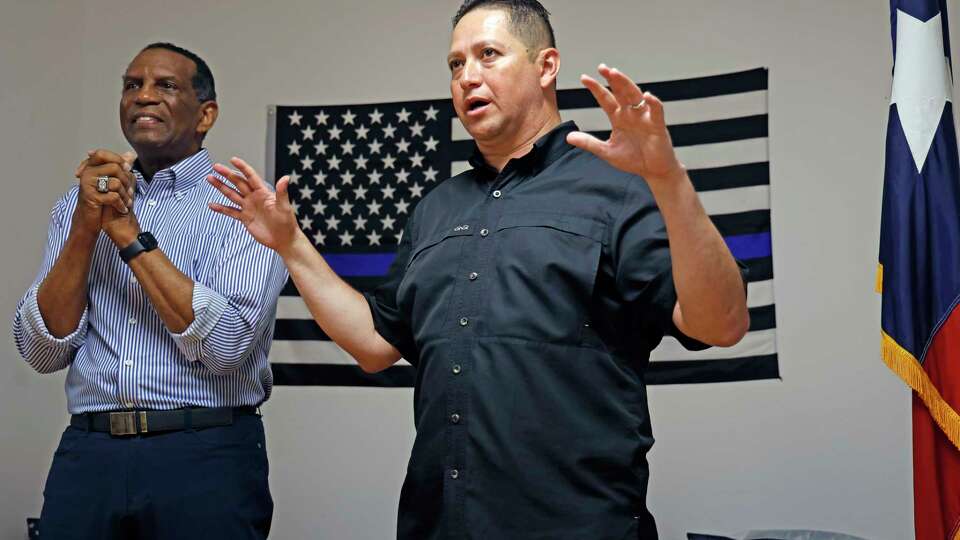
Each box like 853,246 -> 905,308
467,120 -> 579,178
133,148 -> 212,193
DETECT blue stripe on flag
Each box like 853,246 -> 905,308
324,253 -> 397,276
724,232 -> 772,260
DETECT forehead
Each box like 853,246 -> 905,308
449,8 -> 520,51
125,48 -> 194,80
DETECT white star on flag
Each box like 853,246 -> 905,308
325,215 -> 340,230
302,126 -> 316,140
397,108 -> 411,123
424,136 -> 439,151
410,152 -> 425,168
289,110 -> 302,125
367,200 -> 382,215
354,215 -> 368,230
342,141 -> 355,155
342,110 -> 356,125
329,126 -> 343,140
397,138 -> 411,153
339,201 -> 354,215
382,215 -> 396,230
288,141 -> 302,155
300,156 -> 314,170
891,9 -> 954,172
369,171 -> 383,184
339,231 -> 354,246
299,216 -> 312,229
315,111 -> 329,125
287,170 -> 300,184
299,185 -> 314,199
369,109 -> 383,124
327,156 -> 341,170
424,105 -> 438,121
369,140 -> 383,154
367,230 -> 382,245
410,122 -> 425,137
410,182 -> 424,198
382,185 -> 396,199
355,155 -> 369,170
424,167 -> 438,181
326,186 -> 340,200
382,154 -> 396,169
316,140 -> 329,155
341,171 -> 355,185
383,124 -> 397,138
356,125 -> 370,139
313,230 -> 325,245
396,199 -> 410,214
396,168 -> 410,183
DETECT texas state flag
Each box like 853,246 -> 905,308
879,1 -> 960,538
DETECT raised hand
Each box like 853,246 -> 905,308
566,64 -> 686,186
73,149 -> 137,237
207,157 -> 301,253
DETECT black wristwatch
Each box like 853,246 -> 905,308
119,232 -> 159,263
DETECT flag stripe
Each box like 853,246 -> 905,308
270,353 -> 779,388
555,68 -> 768,108
644,354 -> 779,385
652,328 -> 776,362
689,162 -> 769,192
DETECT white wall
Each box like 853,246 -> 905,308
0,0 -> 947,538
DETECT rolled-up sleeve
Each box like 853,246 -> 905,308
12,191 -> 89,373
364,212 -> 419,364
168,221 -> 288,375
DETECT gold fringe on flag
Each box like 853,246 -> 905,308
881,331 -> 960,451
875,263 -> 883,294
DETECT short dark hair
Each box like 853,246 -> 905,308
453,0 -> 556,57
141,42 -> 217,102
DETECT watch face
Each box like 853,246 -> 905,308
139,232 -> 158,250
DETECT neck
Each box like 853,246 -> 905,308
477,108 -> 561,172
135,144 -> 200,181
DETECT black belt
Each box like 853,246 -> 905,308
70,406 -> 258,436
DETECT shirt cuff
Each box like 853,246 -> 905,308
168,282 -> 230,362
21,286 -> 88,347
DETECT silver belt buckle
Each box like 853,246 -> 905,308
109,411 -> 148,436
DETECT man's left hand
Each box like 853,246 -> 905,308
566,64 -> 686,187
79,150 -> 141,247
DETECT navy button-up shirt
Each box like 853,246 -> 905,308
368,122 -> 707,540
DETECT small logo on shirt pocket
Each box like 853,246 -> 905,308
453,224 -> 470,232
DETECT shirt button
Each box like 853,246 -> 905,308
123,360 -> 133,367
450,469 -> 459,479
468,272 -> 479,281
492,190 -> 502,198
452,364 -> 462,375
147,199 -> 157,206
175,192 -> 184,200
458,317 -> 469,327
128,317 -> 137,325
480,228 -> 489,237
129,276 -> 137,284
450,413 -> 461,424
124,401 -> 134,408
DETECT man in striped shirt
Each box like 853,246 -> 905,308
12,43 -> 286,539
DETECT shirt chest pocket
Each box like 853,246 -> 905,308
397,226 -> 475,336
487,213 -> 605,344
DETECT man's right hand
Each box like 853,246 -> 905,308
207,157 -> 302,256
72,149 -> 136,235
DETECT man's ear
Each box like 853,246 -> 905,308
197,101 -> 219,138
538,48 -> 560,89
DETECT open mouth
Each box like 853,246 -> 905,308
465,97 -> 491,116
132,113 -> 164,127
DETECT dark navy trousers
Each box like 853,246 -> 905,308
39,413 -> 273,539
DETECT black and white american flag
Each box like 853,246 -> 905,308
266,68 -> 776,387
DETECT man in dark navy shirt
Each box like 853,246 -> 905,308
209,1 -> 749,538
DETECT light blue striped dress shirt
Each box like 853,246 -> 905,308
12,149 -> 288,413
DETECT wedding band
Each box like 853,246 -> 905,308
629,99 -> 647,110
96,176 -> 110,193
